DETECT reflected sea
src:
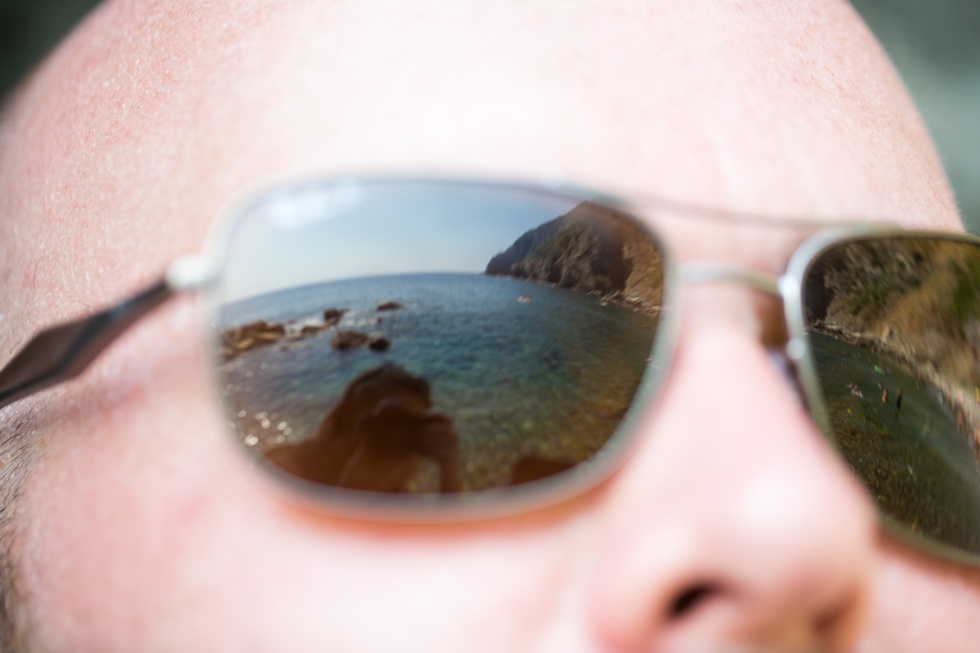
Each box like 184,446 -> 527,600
811,332 -> 980,554
219,273 -> 658,491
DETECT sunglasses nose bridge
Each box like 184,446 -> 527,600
678,262 -> 792,353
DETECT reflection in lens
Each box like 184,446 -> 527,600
214,181 -> 664,499
265,363 -> 462,493
804,235 -> 980,555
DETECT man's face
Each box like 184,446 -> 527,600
0,1 -> 975,651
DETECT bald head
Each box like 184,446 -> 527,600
0,2 -> 971,652
1,5 -> 957,231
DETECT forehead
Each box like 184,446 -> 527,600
0,0 -> 959,338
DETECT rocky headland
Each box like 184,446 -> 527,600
807,238 -> 980,385
484,201 -> 663,317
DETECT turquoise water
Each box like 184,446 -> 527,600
218,273 -> 658,491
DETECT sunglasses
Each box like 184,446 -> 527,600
3,177 -> 980,567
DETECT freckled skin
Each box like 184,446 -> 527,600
1,1 -> 977,652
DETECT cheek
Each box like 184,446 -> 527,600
861,537 -> 980,653
18,368 -> 246,647
16,365 -> 583,652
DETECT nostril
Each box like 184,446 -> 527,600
668,582 -> 720,620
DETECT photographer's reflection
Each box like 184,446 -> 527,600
266,364 -> 461,493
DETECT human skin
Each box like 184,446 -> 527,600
0,0 -> 977,651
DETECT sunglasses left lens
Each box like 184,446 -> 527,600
211,180 -> 665,508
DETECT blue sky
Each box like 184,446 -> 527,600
220,179 -> 581,302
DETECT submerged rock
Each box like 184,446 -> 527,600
331,330 -> 370,350
368,333 -> 391,351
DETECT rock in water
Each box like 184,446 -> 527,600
331,330 -> 370,350
323,307 -> 348,326
368,334 -> 391,351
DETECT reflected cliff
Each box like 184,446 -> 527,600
485,201 -> 663,317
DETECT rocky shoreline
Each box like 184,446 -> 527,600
221,303 -> 397,360
810,321 -> 980,451
804,236 -> 980,453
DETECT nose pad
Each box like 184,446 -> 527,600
588,325 -> 876,653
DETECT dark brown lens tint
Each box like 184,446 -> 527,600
214,181 -> 664,500
803,235 -> 980,556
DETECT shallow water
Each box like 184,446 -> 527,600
811,332 -> 980,554
218,273 -> 658,491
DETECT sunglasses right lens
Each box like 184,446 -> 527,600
803,234 -> 980,558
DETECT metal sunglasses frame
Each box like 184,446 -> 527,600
1,176 -> 979,567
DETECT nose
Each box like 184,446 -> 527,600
588,295 -> 877,652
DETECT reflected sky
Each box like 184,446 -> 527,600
221,180 -> 582,301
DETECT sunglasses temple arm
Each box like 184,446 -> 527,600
0,280 -> 176,411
